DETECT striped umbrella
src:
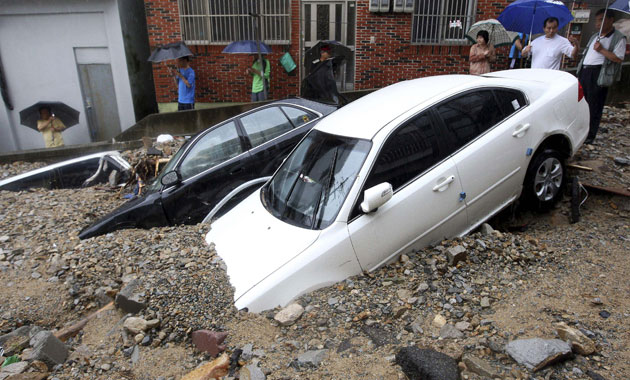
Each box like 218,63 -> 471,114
466,19 -> 520,47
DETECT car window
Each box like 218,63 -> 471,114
281,106 -> 316,128
240,107 -> 294,148
494,89 -> 527,118
179,121 -> 243,180
436,90 -> 503,150
363,112 -> 442,192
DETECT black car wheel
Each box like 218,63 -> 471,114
523,149 -> 566,210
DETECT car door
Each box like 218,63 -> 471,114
347,111 -> 468,272
241,105 -> 319,176
161,120 -> 254,225
435,88 -> 532,229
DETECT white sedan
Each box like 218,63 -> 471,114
206,69 -> 589,312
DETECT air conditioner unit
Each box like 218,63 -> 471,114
369,0 -> 391,12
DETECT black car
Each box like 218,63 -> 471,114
78,98 -> 337,239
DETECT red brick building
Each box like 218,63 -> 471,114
144,0 -> 523,104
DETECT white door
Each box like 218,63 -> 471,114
347,111 -> 468,272
435,89 -> 533,228
302,1 -> 356,90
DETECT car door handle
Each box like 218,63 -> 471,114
432,175 -> 455,192
512,123 -> 530,138
230,166 -> 244,175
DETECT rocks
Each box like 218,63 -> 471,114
480,297 -> 491,308
296,349 -> 328,367
432,314 -> 447,328
439,324 -> 464,340
0,362 -> 29,379
0,326 -> 32,356
395,347 -> 460,380
180,353 -> 229,380
505,338 -> 572,371
273,303 -> 304,326
480,223 -> 494,235
115,279 -> 147,314
446,245 -> 467,266
123,317 -> 159,335
556,323 -> 596,355
240,363 -> 266,380
191,330 -> 228,356
28,331 -> 68,369
462,355 -> 498,378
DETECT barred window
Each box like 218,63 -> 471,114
178,0 -> 290,45
411,0 -> 476,45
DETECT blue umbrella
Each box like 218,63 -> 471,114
497,0 -> 573,35
222,40 -> 272,54
610,0 -> 630,14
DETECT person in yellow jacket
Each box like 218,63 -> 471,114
37,106 -> 66,147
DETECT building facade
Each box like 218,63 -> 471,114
0,0 -> 157,153
145,0 -> 520,104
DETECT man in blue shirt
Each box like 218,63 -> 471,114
172,56 -> 195,110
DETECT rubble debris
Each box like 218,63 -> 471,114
505,338 -> 572,371
191,330 -> 228,356
115,279 -> 147,314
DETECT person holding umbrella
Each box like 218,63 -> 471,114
469,30 -> 496,75
246,54 -> 270,102
576,9 -> 626,144
37,106 -> 65,148
522,17 -> 578,69
171,56 -> 195,111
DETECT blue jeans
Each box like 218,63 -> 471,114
178,102 -> 194,111
251,91 -> 267,102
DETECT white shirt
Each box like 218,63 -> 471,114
583,30 -> 626,65
530,34 -> 575,70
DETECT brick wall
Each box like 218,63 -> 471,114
145,0 -> 524,103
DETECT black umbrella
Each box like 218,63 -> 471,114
19,101 -> 80,131
304,40 -> 352,74
148,41 -> 193,62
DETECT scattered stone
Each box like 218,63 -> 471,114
440,324 -> 464,339
599,310 -> 610,319
296,349 -> 328,367
395,347 -> 460,380
591,297 -> 603,305
361,325 -> 398,347
462,355 -> 498,378
446,245 -> 467,266
273,303 -> 304,326
191,330 -> 228,356
115,279 -> 147,314
613,157 -> 630,166
181,353 -> 229,380
432,314 -> 447,328
505,338 -> 572,371
556,322 -> 596,355
240,363 -> 266,380
29,331 -> 68,369
0,362 -> 29,378
455,321 -> 470,331
123,317 -> 158,335
0,326 -> 32,356
480,297 -> 491,308
480,223 -> 494,235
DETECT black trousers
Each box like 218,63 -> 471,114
178,102 -> 195,111
578,66 -> 608,141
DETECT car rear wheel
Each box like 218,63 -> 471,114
522,149 -> 565,210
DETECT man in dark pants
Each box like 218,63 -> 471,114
576,9 -> 626,144
172,56 -> 195,111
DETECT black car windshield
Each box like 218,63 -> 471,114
262,129 -> 371,230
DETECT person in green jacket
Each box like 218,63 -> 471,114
246,55 -> 270,102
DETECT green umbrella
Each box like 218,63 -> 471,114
466,19 -> 520,47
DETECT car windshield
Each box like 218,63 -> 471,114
262,129 -> 371,230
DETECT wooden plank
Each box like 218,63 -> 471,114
582,183 -> 630,197
567,163 -> 593,171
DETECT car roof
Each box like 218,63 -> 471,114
315,74 -> 491,140
270,97 -> 338,116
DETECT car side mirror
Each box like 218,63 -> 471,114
360,182 -> 393,213
161,170 -> 181,187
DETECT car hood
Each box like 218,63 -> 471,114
205,190 -> 320,304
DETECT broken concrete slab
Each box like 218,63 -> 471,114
462,354 -> 498,378
505,338 -> 572,371
446,245 -> 467,266
115,279 -> 147,314
29,331 -> 69,369
395,347 -> 460,380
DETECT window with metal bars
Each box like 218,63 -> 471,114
178,0 -> 290,45
411,0 -> 476,45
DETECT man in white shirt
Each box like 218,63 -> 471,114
523,17 -> 578,69
577,9 -> 626,143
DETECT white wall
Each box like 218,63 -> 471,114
0,0 -> 136,152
